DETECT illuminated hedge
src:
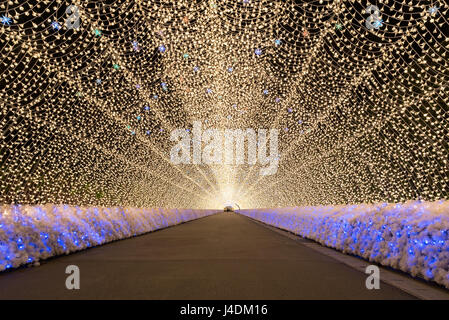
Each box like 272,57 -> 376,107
0,205 -> 217,271
238,200 -> 449,288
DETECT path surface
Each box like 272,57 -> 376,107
0,212 -> 415,299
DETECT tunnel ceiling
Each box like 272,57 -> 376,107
1,0 -> 448,209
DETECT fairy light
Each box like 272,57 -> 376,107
0,0 -> 448,209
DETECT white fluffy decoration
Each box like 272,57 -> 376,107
0,205 -> 217,271
238,200 -> 449,288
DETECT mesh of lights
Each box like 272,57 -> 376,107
0,0 -> 448,209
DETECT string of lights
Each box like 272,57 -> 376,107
0,0 -> 448,209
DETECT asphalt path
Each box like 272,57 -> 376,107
0,212 -> 415,299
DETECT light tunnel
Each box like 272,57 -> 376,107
0,0 -> 449,303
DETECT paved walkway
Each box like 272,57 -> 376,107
0,212 -> 415,299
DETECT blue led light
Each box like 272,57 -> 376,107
238,201 -> 449,288
1,16 -> 12,25
51,21 -> 61,30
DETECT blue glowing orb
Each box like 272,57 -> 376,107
1,15 -> 12,25
51,21 -> 61,30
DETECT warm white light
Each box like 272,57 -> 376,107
0,1 -> 447,209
